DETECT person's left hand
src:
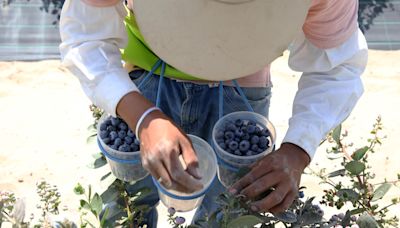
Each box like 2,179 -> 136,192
229,143 -> 310,214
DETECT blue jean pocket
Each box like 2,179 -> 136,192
129,69 -> 159,103
223,86 -> 272,118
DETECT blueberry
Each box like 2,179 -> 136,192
134,138 -> 140,145
240,126 -> 247,133
99,130 -> 109,139
111,117 -> 121,127
103,137 -> 111,145
114,138 -> 122,147
234,137 -> 240,142
298,191 -> 305,198
226,123 -> 237,132
127,130 -> 135,137
216,130 -> 225,140
251,144 -> 259,151
167,207 -> 176,216
107,125 -> 116,132
124,136 -> 133,144
110,145 -> 118,150
118,122 -> 128,131
224,131 -> 235,140
218,142 -> 226,150
118,144 -> 130,152
261,129 -> 270,137
234,129 -> 244,138
100,122 -> 108,131
250,135 -> 259,144
228,141 -> 239,150
255,126 -> 262,135
259,136 -> 269,149
241,133 -> 250,140
174,216 -> 185,225
239,140 -> 250,152
247,125 -> 256,134
118,130 -> 127,139
233,150 -> 241,156
130,143 -> 139,151
109,131 -> 118,141
245,151 -> 255,156
247,120 -> 256,126
257,148 -> 264,153
235,119 -> 243,127
103,119 -> 111,127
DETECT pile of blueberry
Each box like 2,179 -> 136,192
215,118 -> 271,156
98,116 -> 140,152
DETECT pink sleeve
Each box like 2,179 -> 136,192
81,0 -> 121,7
303,0 -> 359,49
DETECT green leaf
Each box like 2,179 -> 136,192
130,187 -> 152,202
332,125 -> 342,145
345,160 -> 366,175
274,211 -> 297,223
100,186 -> 120,204
227,215 -> 263,228
352,146 -> 369,161
328,169 -> 346,178
86,133 -> 97,144
371,183 -> 392,202
87,124 -> 96,131
337,189 -> 360,202
100,207 -> 109,227
356,213 -> 379,228
340,210 -> 352,227
74,183 -> 85,195
91,193 -> 103,217
100,172 -> 117,189
92,153 -> 104,160
80,200 -> 91,210
351,208 -> 367,215
87,157 -> 107,169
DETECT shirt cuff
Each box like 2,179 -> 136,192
282,120 -> 322,160
94,69 -> 139,117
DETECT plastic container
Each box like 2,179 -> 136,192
212,111 -> 276,188
153,134 -> 217,212
97,113 -> 148,183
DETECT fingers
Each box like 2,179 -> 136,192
269,191 -> 297,214
239,171 -> 281,198
230,157 -> 273,194
163,144 -> 203,193
142,157 -> 172,188
180,136 -> 201,179
251,183 -> 291,212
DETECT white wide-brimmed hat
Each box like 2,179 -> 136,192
133,0 -> 311,81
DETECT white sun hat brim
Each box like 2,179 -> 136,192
134,0 -> 311,81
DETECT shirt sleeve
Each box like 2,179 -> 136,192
59,0 -> 139,117
283,28 -> 368,160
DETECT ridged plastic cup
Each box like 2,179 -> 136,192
153,134 -> 217,212
97,113 -> 148,183
212,111 -> 276,188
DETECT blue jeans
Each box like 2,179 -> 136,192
127,70 -> 272,227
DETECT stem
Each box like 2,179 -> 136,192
377,202 -> 396,214
373,180 -> 400,186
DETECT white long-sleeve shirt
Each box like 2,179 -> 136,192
59,0 -> 368,159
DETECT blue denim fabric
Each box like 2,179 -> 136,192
127,70 -> 272,227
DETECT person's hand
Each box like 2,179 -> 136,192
229,143 -> 310,213
116,91 -> 203,193
138,110 -> 203,193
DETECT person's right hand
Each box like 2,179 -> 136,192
117,91 -> 203,193
138,109 -> 203,192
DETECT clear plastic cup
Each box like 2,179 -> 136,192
97,113 -> 148,183
212,111 -> 276,188
153,134 -> 217,212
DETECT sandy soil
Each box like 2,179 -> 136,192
0,50 -> 399,227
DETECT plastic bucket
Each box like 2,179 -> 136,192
212,111 -> 276,188
97,113 -> 148,182
152,134 -> 217,212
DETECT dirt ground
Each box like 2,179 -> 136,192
0,50 -> 399,227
